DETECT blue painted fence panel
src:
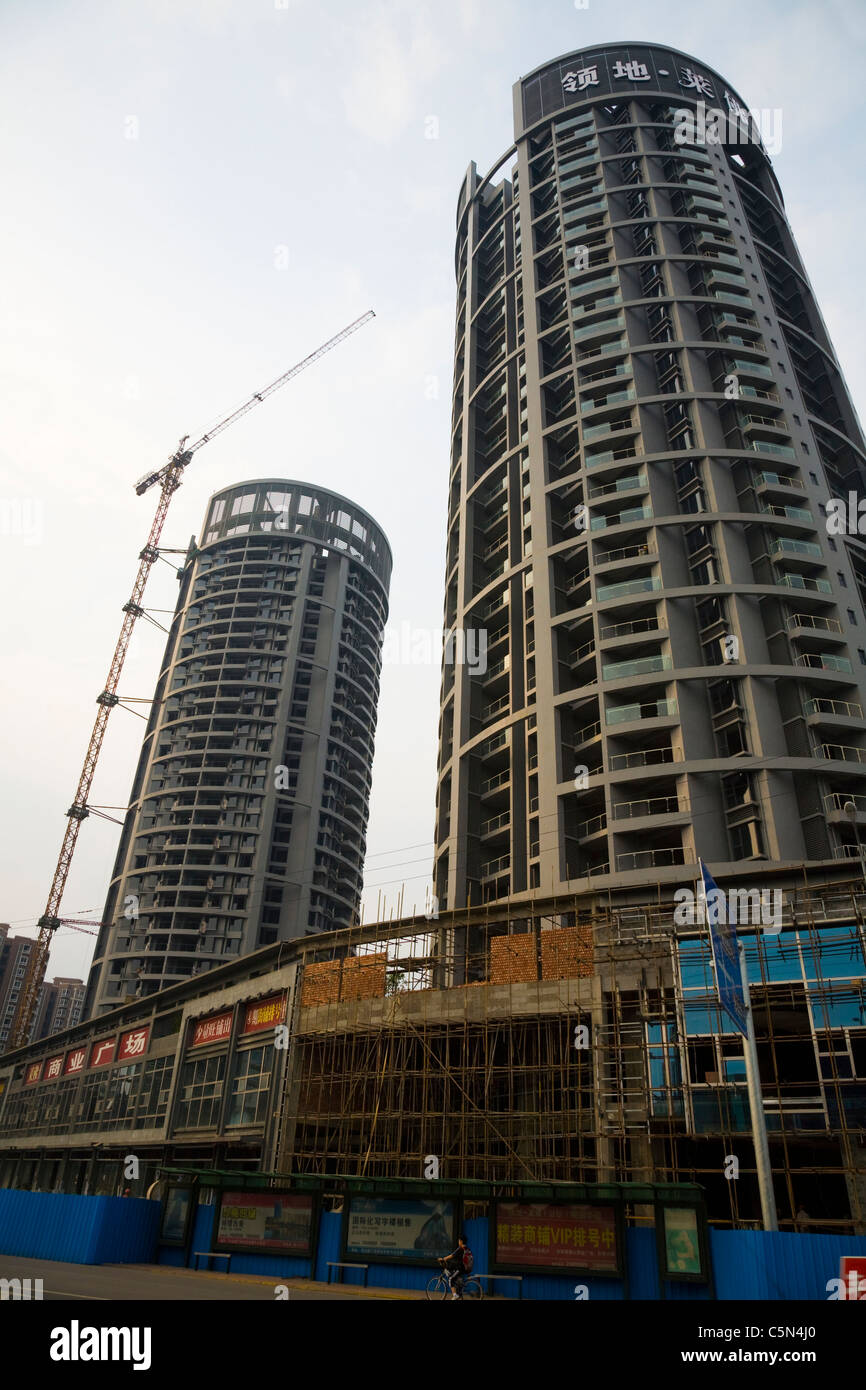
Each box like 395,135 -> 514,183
711,1229 -> 866,1300
0,1189 -> 160,1265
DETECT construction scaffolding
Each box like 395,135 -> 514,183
277,873 -> 866,1233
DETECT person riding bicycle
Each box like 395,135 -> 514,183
439,1235 -> 472,1300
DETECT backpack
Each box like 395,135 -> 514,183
462,1248 -> 474,1272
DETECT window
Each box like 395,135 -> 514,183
175,1053 -> 226,1129
838,573 -> 848,588
226,1046 -> 273,1127
848,609 -> 857,626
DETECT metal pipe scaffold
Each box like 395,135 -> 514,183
9,310 -> 375,1047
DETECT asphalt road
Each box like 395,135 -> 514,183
0,1254 -> 392,1300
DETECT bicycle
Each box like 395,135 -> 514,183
426,1258 -> 483,1300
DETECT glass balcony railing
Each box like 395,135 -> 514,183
606,701 -> 677,728
597,575 -> 660,602
805,697 -> 864,720
795,653 -> 853,673
574,314 -> 624,341
728,358 -> 774,378
754,470 -> 804,490
589,472 -> 646,498
590,504 -> 652,530
583,416 -> 633,442
580,387 -> 634,412
603,653 -> 672,680
770,537 -> 823,559
751,440 -> 796,459
778,574 -> 832,593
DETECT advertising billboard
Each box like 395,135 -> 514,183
659,1204 -> 708,1282
215,1191 -> 314,1255
494,1201 -> 620,1275
345,1196 -> 456,1264
241,994 -> 286,1035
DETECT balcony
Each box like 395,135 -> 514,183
597,575 -> 660,602
606,698 -> 677,725
480,769 -> 510,797
612,795 -> 684,820
608,746 -> 682,771
794,653 -> 853,673
603,653 -> 672,681
818,744 -> 866,765
577,812 -> 607,839
591,505 -> 653,531
750,440 -> 797,460
480,811 -> 510,837
824,792 -> 866,816
804,697 -> 863,721
600,616 -> 660,641
753,470 -> 805,492
777,574 -> 832,594
573,314 -> 625,342
787,613 -> 843,635
589,471 -> 647,499
727,358 -> 774,380
770,537 -> 823,561
616,847 -> 690,871
480,854 -> 510,880
580,387 -> 635,413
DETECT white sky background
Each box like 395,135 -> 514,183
0,0 -> 864,982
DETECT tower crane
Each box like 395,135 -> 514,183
9,310 -> 375,1048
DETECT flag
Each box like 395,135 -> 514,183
699,859 -> 748,1035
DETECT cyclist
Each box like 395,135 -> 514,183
439,1235 -> 472,1300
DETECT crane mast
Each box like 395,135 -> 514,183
9,310 -> 374,1048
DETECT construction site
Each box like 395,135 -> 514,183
278,871 -> 866,1233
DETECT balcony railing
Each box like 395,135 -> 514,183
600,616 -> 660,641
609,746 -> 682,770
825,793 -> 866,814
616,847 -> 691,871
778,574 -> 832,594
751,439 -> 796,459
754,470 -> 804,490
804,697 -> 863,720
589,471 -> 647,499
597,575 -> 660,602
481,855 -> 510,878
603,653 -> 672,681
606,698 -> 677,725
770,537 -> 823,559
787,613 -> 843,633
613,795 -> 684,820
577,813 -> 607,838
480,812 -> 510,836
590,506 -> 653,531
818,744 -> 866,765
795,653 -> 853,672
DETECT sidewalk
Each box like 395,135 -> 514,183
131,1264 -> 431,1299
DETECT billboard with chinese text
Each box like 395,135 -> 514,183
241,994 -> 286,1035
215,1191 -> 314,1254
190,1011 -> 233,1047
344,1197 -> 456,1263
494,1201 -> 620,1275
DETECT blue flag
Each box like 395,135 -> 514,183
699,859 -> 748,1035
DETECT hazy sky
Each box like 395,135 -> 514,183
1,0 -> 864,982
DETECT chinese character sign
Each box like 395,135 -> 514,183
64,1048 -> 86,1076
89,1038 -> 117,1069
45,1055 -> 64,1080
241,994 -> 287,1035
118,1026 -> 150,1061
496,1202 -> 618,1273
190,1011 -> 233,1047
25,1061 -> 43,1085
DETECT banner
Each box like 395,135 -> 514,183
345,1197 -> 455,1261
241,995 -> 286,1034
495,1202 -> 619,1273
215,1192 -> 314,1254
190,1011 -> 233,1047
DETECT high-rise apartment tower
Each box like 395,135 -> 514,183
435,43 -> 866,910
85,479 -> 390,1016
